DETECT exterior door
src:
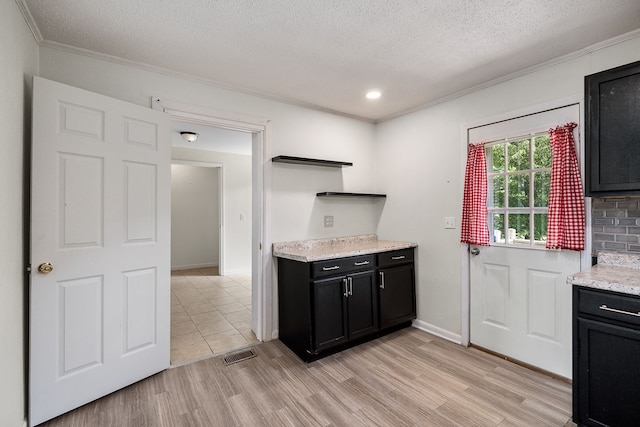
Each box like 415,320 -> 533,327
470,246 -> 579,378
29,77 -> 171,425
467,105 -> 582,379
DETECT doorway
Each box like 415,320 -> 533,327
462,100 -> 588,379
152,98 -> 272,350
168,120 -> 258,364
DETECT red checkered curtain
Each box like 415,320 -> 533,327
461,142 -> 490,246
546,122 -> 585,250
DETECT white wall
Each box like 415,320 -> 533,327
172,148 -> 252,275
33,23 -> 640,349
375,36 -> 640,338
171,164 -> 220,270
38,48 -> 379,334
0,2 -> 39,426
38,47 -> 379,247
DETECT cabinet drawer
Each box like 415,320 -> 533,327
378,248 -> 414,267
311,254 -> 375,278
577,287 -> 640,327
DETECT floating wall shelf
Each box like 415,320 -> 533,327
316,192 -> 387,198
271,155 -> 353,168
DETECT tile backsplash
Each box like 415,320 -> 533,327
592,197 -> 640,256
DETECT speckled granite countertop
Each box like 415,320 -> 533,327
567,252 -> 640,296
272,234 -> 417,262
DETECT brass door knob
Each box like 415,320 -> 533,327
38,262 -> 53,274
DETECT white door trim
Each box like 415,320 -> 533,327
459,94 -> 590,347
152,98 -> 273,342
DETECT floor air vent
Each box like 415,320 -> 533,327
223,349 -> 256,365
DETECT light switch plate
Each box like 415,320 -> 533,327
324,215 -> 334,227
444,216 -> 455,229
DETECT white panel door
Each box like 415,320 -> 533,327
470,246 -> 579,378
29,77 -> 171,426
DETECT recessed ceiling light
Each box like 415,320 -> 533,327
366,90 -> 381,100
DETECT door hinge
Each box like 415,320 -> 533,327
26,264 -> 31,273
259,243 -> 263,250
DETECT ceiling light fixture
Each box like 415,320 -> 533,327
180,131 -> 199,143
366,90 -> 382,100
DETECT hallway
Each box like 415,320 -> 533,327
170,267 -> 257,364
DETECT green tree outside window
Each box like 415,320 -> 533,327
486,134 -> 551,246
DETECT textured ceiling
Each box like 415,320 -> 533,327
19,0 -> 640,122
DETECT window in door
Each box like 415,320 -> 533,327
486,132 -> 551,247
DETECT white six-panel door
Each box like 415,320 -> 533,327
29,77 -> 171,425
470,245 -> 579,378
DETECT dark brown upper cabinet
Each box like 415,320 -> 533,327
586,59 -> 640,196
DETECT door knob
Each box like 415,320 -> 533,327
470,248 -> 480,256
37,262 -> 53,274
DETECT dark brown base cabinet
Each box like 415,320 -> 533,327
277,248 -> 416,362
573,286 -> 640,426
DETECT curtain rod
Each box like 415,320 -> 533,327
467,102 -> 579,132
482,129 -> 550,147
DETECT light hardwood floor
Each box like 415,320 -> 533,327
40,328 -> 574,426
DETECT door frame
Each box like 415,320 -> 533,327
459,95 -> 591,347
152,98 -> 273,342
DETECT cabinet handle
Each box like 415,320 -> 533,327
323,266 -> 340,271
354,261 -> 369,266
599,304 -> 640,317
391,256 -> 405,260
343,278 -> 348,298
379,271 -> 385,289
348,277 -> 353,296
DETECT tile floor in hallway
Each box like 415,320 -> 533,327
170,267 -> 258,365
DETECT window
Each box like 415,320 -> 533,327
486,132 -> 551,247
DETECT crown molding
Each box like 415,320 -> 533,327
35,38 -> 376,124
377,28 -> 640,123
15,0 -> 640,125
15,0 -> 43,43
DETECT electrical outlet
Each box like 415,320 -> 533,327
444,216 -> 455,229
324,215 -> 334,227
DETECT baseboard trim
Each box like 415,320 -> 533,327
171,262 -> 218,271
412,319 -> 462,344
271,329 -> 279,340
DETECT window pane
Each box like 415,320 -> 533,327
508,213 -> 530,245
489,212 -> 505,243
507,173 -> 529,208
534,213 -> 548,246
508,139 -> 530,171
489,175 -> 505,208
489,144 -> 505,173
533,171 -> 550,207
533,135 -> 552,169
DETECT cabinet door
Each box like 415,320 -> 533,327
347,270 -> 379,340
586,60 -> 640,195
379,264 -> 416,329
312,276 -> 348,352
576,317 -> 640,426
